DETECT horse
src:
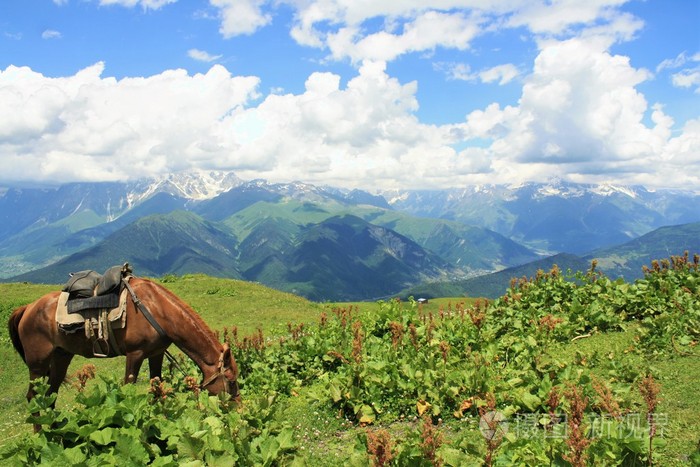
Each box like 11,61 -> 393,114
7,276 -> 240,430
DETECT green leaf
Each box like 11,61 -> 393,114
259,435 -> 281,466
276,426 -> 296,451
518,391 -> 542,411
328,380 -> 343,403
61,445 -> 88,464
90,427 -> 116,446
440,447 -> 470,466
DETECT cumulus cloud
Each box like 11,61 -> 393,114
0,60 -> 495,189
449,38 -> 692,187
210,0 -> 272,37
0,63 -> 260,184
2,43 -> 697,190
188,48 -> 223,62
280,0 -> 639,64
221,60 -> 487,188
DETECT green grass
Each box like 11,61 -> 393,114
0,279 -> 475,451
554,329 -> 700,465
1,276 -> 698,465
0,276 -> 324,444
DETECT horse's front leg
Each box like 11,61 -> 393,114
148,353 -> 165,380
124,351 -> 146,384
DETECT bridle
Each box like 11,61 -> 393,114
199,343 -> 239,396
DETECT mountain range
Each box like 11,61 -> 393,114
2,171 -> 699,301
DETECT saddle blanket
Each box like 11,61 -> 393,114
56,288 -> 128,332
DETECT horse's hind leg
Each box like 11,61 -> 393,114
49,348 -> 74,396
25,348 -> 72,432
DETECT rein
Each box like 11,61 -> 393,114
122,277 -> 235,391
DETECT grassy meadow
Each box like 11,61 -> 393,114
0,262 -> 698,465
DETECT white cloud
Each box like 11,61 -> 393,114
656,51 -> 690,73
436,62 -> 519,85
323,11 -> 480,64
2,1 -> 696,190
2,42 -> 695,190
506,0 -> 630,35
41,29 -> 63,40
98,0 -> 176,8
210,0 -> 272,37
279,0 -> 640,64
451,38 -> 683,187
438,62 -> 476,81
479,64 -> 519,85
656,51 -> 700,93
0,60 -> 494,189
0,63 -> 260,184
188,48 -> 223,62
672,70 -> 700,94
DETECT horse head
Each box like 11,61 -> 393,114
201,343 -> 240,401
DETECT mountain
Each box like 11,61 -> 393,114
281,215 -> 450,301
220,198 -> 540,278
3,172 -> 699,301
11,212 -> 452,301
400,253 -> 591,300
383,180 -> 700,254
0,193 -> 194,278
401,221 -> 700,299
12,211 -> 242,284
586,221 -> 700,281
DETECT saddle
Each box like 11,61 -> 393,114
63,264 -> 131,313
57,263 -> 133,357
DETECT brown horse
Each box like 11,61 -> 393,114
7,277 -> 239,428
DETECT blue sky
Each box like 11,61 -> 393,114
1,0 -> 699,191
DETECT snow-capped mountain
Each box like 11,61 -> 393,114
381,179 -> 700,254
128,170 -> 244,203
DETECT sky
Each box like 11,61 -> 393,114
0,0 -> 699,191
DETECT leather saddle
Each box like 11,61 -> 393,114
62,263 -> 132,314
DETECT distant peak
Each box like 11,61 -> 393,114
590,183 -> 637,198
146,170 -> 243,200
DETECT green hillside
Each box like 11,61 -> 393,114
589,221 -> 700,281
11,211 -> 242,284
217,198 -> 541,275
400,253 -> 592,299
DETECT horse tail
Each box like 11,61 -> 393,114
8,305 -> 27,363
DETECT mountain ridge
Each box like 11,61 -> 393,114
2,172 -> 700,301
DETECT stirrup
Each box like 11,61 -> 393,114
92,338 -> 110,358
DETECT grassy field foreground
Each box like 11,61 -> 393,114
0,261 -> 699,465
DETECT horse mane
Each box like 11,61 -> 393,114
143,278 -> 221,347
8,305 -> 27,362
